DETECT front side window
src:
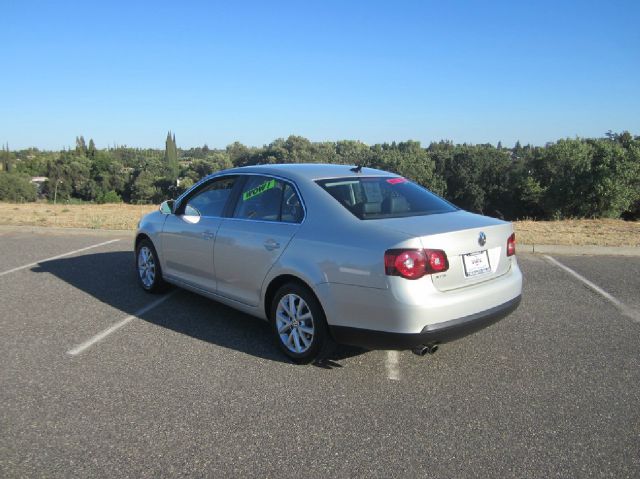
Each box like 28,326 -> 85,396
184,176 -> 236,217
316,176 -> 457,220
233,175 -> 303,223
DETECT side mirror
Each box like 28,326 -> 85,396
159,200 -> 175,215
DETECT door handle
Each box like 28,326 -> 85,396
264,239 -> 281,251
202,232 -> 215,240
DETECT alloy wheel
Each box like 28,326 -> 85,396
137,246 -> 156,289
276,293 -> 315,354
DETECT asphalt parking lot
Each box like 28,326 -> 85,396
1,228 -> 638,478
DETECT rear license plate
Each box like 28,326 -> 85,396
462,251 -> 491,277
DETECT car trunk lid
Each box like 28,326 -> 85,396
377,211 -> 514,292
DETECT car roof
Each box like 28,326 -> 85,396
218,163 -> 396,183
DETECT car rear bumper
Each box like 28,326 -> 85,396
329,295 -> 521,350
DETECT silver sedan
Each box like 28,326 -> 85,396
135,164 -> 522,363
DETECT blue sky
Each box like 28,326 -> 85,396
1,0 -> 639,150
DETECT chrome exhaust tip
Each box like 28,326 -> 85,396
412,345 -> 429,356
412,344 -> 439,356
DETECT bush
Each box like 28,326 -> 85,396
96,190 -> 122,204
0,172 -> 38,202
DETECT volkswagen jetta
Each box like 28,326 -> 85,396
135,164 -> 522,363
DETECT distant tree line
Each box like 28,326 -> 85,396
0,131 -> 638,220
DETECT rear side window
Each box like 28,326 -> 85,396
316,177 -> 457,220
281,183 -> 304,223
234,175 -> 303,223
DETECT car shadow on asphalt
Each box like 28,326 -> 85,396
32,251 -> 366,366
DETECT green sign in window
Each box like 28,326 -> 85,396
242,179 -> 276,201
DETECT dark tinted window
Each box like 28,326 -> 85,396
281,183 -> 304,223
316,177 -> 457,220
185,176 -> 236,217
234,175 -> 303,223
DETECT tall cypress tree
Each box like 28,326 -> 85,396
88,139 -> 96,159
164,131 -> 179,180
76,136 -> 87,155
1,143 -> 12,172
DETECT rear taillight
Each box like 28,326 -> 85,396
507,233 -> 516,256
384,249 -> 449,280
385,250 -> 426,279
426,249 -> 449,272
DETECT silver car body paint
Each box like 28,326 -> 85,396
136,164 -> 522,340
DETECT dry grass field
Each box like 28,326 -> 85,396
0,202 -> 638,247
0,202 -> 156,231
515,218 -> 639,247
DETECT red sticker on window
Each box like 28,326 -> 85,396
386,177 -> 407,185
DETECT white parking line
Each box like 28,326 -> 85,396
67,290 -> 178,356
544,255 -> 640,323
0,239 -> 120,277
386,350 -> 401,380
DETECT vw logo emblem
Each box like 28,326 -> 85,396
478,232 -> 487,247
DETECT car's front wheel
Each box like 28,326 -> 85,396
135,239 -> 166,293
270,283 -> 333,363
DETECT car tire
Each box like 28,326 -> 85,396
270,282 -> 334,364
135,238 -> 167,293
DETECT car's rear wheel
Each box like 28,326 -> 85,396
270,283 -> 333,363
135,239 -> 166,293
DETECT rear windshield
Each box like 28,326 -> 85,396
316,176 -> 457,220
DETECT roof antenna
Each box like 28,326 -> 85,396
350,164 -> 363,173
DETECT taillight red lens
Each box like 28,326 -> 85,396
425,249 -> 448,272
384,249 -> 448,279
393,250 -> 427,279
507,233 -> 516,256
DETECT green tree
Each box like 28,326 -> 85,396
163,131 -> 179,180
88,138 -> 97,159
282,135 -> 315,163
0,172 -> 37,201
90,150 -> 126,196
369,141 -> 444,195
1,143 -> 13,172
444,146 -> 487,213
526,140 -> 586,218
131,170 -> 158,203
336,140 -> 370,166
428,140 -> 454,195
227,141 -> 253,166
513,140 -> 522,156
477,145 -> 513,218
45,154 -> 72,203
97,190 -> 122,204
75,136 -> 87,156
